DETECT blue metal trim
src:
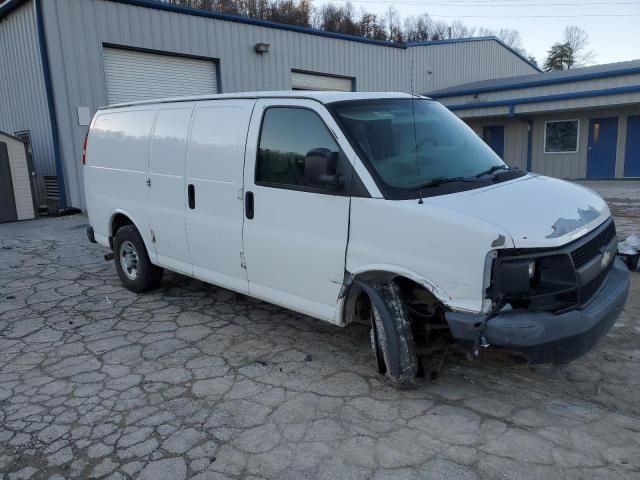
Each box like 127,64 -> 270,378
526,121 -> 532,171
408,36 -> 541,73
0,0 -> 30,19
35,0 -> 67,209
447,85 -> 640,111
431,66 -> 640,99
108,0 -> 404,48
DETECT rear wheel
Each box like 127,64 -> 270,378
113,225 -> 163,293
370,280 -> 419,389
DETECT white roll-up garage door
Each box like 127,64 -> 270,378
103,48 -> 218,104
291,71 -> 353,91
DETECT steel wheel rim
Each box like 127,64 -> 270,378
119,240 -> 139,280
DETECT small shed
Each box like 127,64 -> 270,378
0,131 -> 36,223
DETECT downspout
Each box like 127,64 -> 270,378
526,119 -> 533,171
35,0 -> 67,210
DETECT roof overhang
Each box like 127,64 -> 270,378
0,0 -> 30,20
0,0 -> 539,72
447,85 -> 640,118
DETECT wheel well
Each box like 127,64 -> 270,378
347,274 -> 450,346
110,214 -> 134,249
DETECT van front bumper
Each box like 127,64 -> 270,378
446,258 -> 630,364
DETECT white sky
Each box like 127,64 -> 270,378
313,0 -> 640,65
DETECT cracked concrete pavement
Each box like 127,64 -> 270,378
1,184 -> 639,480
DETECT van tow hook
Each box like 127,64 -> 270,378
104,252 -> 114,261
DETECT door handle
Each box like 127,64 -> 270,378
188,184 -> 195,209
245,191 -> 254,219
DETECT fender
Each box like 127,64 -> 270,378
334,264 -> 456,326
348,263 -> 454,306
108,209 -> 154,260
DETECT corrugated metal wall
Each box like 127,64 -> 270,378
467,118 -> 529,170
467,106 -> 640,179
410,40 -> 536,94
0,0 -> 538,209
0,0 -> 53,204
0,133 -> 35,221
530,107 -> 640,179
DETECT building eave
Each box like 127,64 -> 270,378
430,65 -> 640,98
446,84 -> 640,112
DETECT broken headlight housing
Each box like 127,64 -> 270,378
489,252 -> 578,312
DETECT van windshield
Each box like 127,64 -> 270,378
330,98 -> 524,198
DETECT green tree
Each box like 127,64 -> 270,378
543,42 -> 575,71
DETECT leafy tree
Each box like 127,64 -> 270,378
543,42 -> 575,71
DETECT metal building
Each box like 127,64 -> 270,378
0,0 -> 538,211
429,60 -> 640,180
0,131 -> 36,223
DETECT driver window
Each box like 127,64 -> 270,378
256,107 -> 339,187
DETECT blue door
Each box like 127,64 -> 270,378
586,117 -> 618,178
483,126 -> 504,159
624,115 -> 640,177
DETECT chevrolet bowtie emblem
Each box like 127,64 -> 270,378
601,249 -> 612,269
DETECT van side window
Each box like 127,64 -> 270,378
256,108 -> 340,187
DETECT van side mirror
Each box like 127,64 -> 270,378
304,148 -> 343,189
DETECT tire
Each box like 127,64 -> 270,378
370,280 -> 419,389
113,225 -> 163,293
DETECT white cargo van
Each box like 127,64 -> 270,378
84,92 -> 629,387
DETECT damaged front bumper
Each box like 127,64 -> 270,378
446,258 -> 629,364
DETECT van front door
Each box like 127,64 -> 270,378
242,100 -> 352,323
185,100 -> 255,294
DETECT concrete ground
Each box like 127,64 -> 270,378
578,180 -> 640,239
0,183 -> 639,480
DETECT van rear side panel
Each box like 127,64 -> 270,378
84,108 -> 156,249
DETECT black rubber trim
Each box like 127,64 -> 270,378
86,226 -> 96,243
354,280 -> 400,377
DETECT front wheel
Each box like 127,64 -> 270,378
113,225 -> 163,293
370,280 -> 419,389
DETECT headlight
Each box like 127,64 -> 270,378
528,260 -> 536,279
495,259 -> 537,295
490,253 -> 577,311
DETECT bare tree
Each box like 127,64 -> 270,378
563,25 -> 596,67
477,27 -> 526,56
386,7 -> 404,43
155,0 -> 536,54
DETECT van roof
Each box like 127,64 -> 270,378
100,91 -> 426,110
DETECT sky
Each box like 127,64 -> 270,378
313,0 -> 640,65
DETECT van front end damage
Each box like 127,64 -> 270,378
447,258 -> 629,363
448,218 -> 630,364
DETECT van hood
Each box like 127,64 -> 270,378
424,174 -> 610,249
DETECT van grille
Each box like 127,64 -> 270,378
578,261 -> 613,306
571,221 -> 616,269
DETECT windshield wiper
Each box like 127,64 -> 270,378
408,176 -> 481,192
475,164 -> 511,178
